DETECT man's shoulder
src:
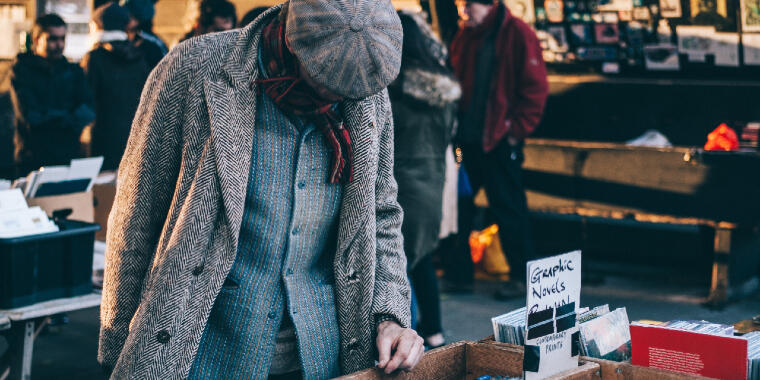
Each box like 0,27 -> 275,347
501,15 -> 539,42
170,29 -> 242,67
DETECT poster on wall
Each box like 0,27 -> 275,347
741,0 -> 760,32
506,0 -> 537,24
711,33 -> 740,66
659,0 -> 683,17
644,43 -> 680,70
676,25 -> 715,62
743,33 -> 760,64
545,0 -> 565,22
633,7 -> 651,19
690,0 -> 728,18
523,251 -> 582,380
570,23 -> 594,44
598,0 -> 634,11
595,23 -> 621,43
547,25 -> 570,51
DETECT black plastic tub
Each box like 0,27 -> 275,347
0,219 -> 100,309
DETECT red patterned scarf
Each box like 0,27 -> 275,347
256,16 -> 353,184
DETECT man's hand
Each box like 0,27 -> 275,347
376,321 -> 425,374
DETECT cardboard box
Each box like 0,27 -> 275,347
333,341 -> 600,380
478,337 -> 714,380
92,183 -> 116,241
27,191 -> 94,223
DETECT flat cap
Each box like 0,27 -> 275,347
285,0 -> 403,99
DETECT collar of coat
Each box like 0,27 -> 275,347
204,4 -> 381,255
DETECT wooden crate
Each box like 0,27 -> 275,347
333,341 -> 601,380
478,337 -> 715,380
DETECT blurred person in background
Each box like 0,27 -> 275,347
390,11 -> 461,349
122,0 -> 168,69
240,6 -> 269,27
448,0 -> 548,299
10,14 -> 94,176
181,0 -> 236,41
81,2 -> 150,170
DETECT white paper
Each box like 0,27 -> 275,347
28,165 -> 70,197
0,180 -> 10,191
744,33 -> 760,65
524,251 -> 582,380
68,156 -> 104,191
0,189 -> 29,213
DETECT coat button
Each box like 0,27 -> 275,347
285,268 -> 294,276
192,264 -> 204,276
297,181 -> 306,189
156,330 -> 171,344
267,312 -> 277,319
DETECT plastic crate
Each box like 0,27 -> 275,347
0,219 -> 100,309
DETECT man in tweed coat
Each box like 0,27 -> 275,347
98,1 -> 423,379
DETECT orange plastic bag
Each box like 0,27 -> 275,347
704,123 -> 739,151
469,225 -> 510,276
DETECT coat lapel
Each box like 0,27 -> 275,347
203,6 -> 281,241
336,98 -> 379,257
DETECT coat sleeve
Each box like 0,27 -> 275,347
97,44 -> 192,370
371,91 -> 412,329
506,25 -> 549,140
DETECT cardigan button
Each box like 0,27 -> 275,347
156,330 -> 171,344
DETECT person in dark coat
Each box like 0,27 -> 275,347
122,0 -> 168,70
81,3 -> 150,171
449,0 -> 549,299
10,14 -> 95,176
390,11 -> 461,349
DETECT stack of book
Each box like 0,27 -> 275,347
491,307 -> 527,345
661,320 -> 735,336
746,331 -> 760,380
741,122 -> 759,149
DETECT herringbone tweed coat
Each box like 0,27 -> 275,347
98,5 -> 411,379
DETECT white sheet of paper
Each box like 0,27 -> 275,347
69,157 -> 104,191
30,165 -> 70,197
524,250 -> 582,380
0,189 -> 29,213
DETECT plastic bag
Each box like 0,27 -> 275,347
469,224 -> 510,275
704,123 -> 739,151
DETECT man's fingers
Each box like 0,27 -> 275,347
376,333 -> 394,368
384,333 -> 416,374
401,337 -> 425,371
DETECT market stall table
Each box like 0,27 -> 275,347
0,293 -> 101,380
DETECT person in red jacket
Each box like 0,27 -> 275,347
449,0 -> 549,299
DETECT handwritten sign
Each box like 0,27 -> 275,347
524,251 -> 582,380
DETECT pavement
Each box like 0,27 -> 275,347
7,273 -> 758,379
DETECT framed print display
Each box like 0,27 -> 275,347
742,0 -> 760,32
595,23 -> 621,43
660,0 -> 683,17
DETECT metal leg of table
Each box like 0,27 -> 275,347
7,321 -> 34,380
706,226 -> 732,308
